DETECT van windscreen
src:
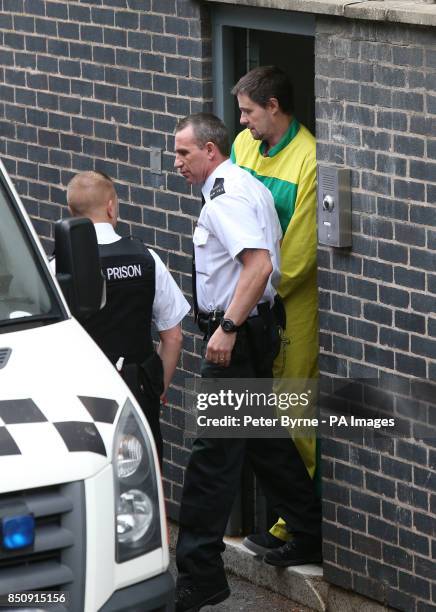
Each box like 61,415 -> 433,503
0,178 -> 64,329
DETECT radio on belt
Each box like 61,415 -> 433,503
317,165 -> 352,247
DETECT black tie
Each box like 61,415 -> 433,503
192,194 -> 205,323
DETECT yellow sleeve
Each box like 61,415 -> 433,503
278,153 -> 317,299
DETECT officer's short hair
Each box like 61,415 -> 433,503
175,113 -> 230,157
231,66 -> 294,115
67,171 -> 116,217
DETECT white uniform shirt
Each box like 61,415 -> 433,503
194,159 -> 282,314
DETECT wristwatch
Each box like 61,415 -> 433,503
220,318 -> 239,333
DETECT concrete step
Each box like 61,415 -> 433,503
169,522 -> 394,612
222,536 -> 326,612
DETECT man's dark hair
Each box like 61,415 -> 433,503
175,113 -> 230,156
231,66 -> 294,115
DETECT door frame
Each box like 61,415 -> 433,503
210,4 -> 316,135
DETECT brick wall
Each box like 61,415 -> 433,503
316,18 -> 436,611
0,0 -> 212,517
2,2 -> 436,608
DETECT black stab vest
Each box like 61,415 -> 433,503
82,237 -> 155,365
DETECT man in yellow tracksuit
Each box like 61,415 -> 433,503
231,66 -> 320,566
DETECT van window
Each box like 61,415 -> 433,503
0,178 -> 64,329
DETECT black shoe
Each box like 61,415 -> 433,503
242,531 -> 287,556
263,535 -> 322,567
175,583 -> 230,612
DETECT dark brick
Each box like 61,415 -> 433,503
411,205 -> 436,227
116,49 -> 140,69
177,37 -> 203,58
334,462 -> 364,486
93,46 -> 115,65
115,10 -> 139,29
337,548 -> 366,573
352,532 -> 382,559
141,52 -> 164,72
394,266 -> 425,291
411,335 -> 436,360
393,90 -> 424,112
395,311 -> 425,334
366,472 -> 396,498
375,64 -> 406,88
105,104 -> 128,124
363,259 -> 393,283
323,522 -> 351,549
411,247 -> 436,272
354,574 -> 385,603
382,501 -> 411,528
349,362 -> 378,378
103,28 -> 127,49
379,285 -> 409,308
49,149 -> 71,168
362,171 -> 391,196
323,481 -> 350,505
367,559 -> 398,588
411,160 -> 436,182
396,439 -> 427,466
323,563 -> 352,590
319,354 -> 348,377
394,134 -> 425,157
396,353 -> 426,378
104,66 -> 128,86
383,542 -> 413,571
378,241 -> 408,264
328,316 -> 355,337
351,490 -> 380,515
317,270 -> 346,293
381,456 -> 413,481
360,85 -> 389,106
4,33 -> 25,50
399,571 -> 430,600
81,24 -> 103,43
58,22 -> 80,40
333,336 -> 363,360
377,154 -> 407,177
350,445 -> 380,471
26,108 -> 48,127
394,179 -> 425,203
377,197 -> 408,222
16,88 -> 36,106
2,106 -> 25,122
415,556 -> 436,581
363,303 -> 392,325
411,114 -> 436,137
379,327 -> 409,351
362,130 -> 391,152
347,277 -> 377,301
13,15 -> 34,32
377,110 -> 407,131
345,104 -> 374,127
414,512 -> 436,537
348,318 -> 378,342
394,223 -> 426,248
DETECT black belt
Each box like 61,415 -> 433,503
197,303 -> 271,334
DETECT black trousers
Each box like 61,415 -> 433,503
122,358 -> 163,463
176,325 -> 321,589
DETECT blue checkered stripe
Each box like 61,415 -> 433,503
0,397 -> 119,457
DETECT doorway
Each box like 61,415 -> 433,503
211,4 -> 316,139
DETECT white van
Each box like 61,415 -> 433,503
0,159 -> 174,611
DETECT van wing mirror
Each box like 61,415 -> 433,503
55,218 -> 105,319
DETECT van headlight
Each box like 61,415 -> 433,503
113,399 -> 161,562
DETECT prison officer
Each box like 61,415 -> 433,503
66,171 -> 190,461
173,113 -> 321,612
